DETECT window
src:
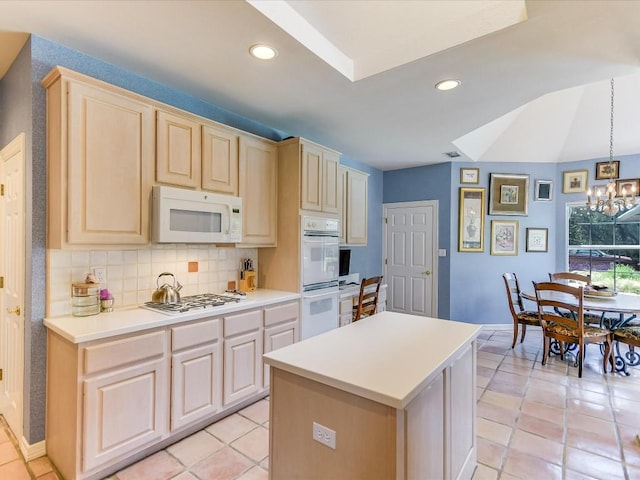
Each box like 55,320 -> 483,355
567,204 -> 640,293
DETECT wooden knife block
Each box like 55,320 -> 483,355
239,270 -> 257,292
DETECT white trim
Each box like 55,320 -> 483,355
19,436 -> 46,461
480,324 -> 513,331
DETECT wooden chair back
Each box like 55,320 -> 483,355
353,276 -> 383,321
549,272 -> 591,286
534,281 -> 584,334
502,272 -> 526,317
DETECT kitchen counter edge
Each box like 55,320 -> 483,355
44,289 -> 300,344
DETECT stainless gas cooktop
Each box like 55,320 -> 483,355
141,292 -> 248,315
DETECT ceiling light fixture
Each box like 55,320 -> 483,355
249,44 -> 278,60
435,79 -> 461,91
586,78 -> 635,217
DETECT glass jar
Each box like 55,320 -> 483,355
71,282 -> 100,317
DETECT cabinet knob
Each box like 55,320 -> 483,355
7,306 -> 20,316
421,271 -> 431,276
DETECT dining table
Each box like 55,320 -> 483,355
521,289 -> 640,375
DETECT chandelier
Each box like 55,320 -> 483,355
586,78 -> 636,217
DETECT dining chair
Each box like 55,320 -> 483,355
549,272 -> 602,325
502,273 -> 540,348
612,326 -> 640,373
534,281 -> 613,378
352,276 -> 383,322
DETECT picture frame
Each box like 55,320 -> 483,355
534,180 -> 553,201
489,173 -> 529,215
562,169 -> 588,193
490,220 -> 518,256
615,178 -> 639,197
595,161 -> 620,180
458,187 -> 485,252
460,167 -> 480,184
526,227 -> 548,252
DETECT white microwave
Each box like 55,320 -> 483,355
152,186 -> 242,243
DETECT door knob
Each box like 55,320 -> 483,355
7,306 -> 20,316
422,270 -> 431,276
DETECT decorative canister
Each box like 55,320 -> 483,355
71,282 -> 101,316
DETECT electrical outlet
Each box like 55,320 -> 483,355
92,267 -> 107,285
312,422 -> 336,449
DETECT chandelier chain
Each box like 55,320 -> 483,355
610,78 -> 615,171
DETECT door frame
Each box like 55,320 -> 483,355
383,200 -> 439,317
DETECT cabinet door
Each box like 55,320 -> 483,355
263,321 -> 298,388
202,123 -> 239,194
223,329 -> 262,405
66,81 -> 153,245
300,143 -> 323,211
82,358 -> 168,471
156,109 -> 201,188
339,297 -> 353,327
346,169 -> 368,245
449,343 -> 476,480
171,342 -> 222,430
239,136 -> 277,246
339,166 -> 347,244
322,150 -> 340,214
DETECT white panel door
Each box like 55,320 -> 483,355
384,201 -> 438,317
0,133 -> 25,441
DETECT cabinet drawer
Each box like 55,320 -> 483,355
264,301 -> 299,327
83,331 -> 166,375
340,298 -> 354,315
172,318 -> 221,352
224,309 -> 262,337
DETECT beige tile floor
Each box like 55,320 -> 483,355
1,326 -> 639,480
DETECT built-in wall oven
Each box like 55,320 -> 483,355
301,215 -> 339,339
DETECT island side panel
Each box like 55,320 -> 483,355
269,367 -> 397,479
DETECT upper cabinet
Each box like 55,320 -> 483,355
299,140 -> 340,214
239,136 -> 278,246
156,108 -> 201,188
43,67 -> 154,248
201,123 -> 239,195
340,166 -> 369,246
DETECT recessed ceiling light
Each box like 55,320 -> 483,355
249,44 -> 278,60
435,79 -> 461,91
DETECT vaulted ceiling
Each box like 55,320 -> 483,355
1,1 -> 639,170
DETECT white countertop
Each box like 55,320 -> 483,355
263,311 -> 480,409
44,289 -> 300,344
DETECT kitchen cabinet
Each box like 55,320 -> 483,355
170,318 -> 223,430
42,67 -> 154,248
156,108 -> 201,188
82,332 -> 168,471
239,135 -> 278,246
263,301 -> 299,388
300,141 -> 340,213
340,166 -> 369,246
202,122 -> 239,195
222,309 -> 263,405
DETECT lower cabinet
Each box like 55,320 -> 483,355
223,309 -> 263,405
46,299 -> 299,480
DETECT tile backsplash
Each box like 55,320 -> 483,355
48,245 -> 257,317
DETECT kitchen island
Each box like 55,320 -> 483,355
263,311 -> 481,480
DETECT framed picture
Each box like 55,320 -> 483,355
460,167 -> 480,184
562,169 -> 588,193
615,178 -> 639,197
595,161 -> 620,180
458,187 -> 485,252
526,228 -> 548,252
490,220 -> 518,256
534,180 -> 553,201
489,173 -> 529,215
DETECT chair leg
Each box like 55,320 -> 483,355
559,341 -> 564,360
602,338 -> 612,374
512,322 -> 519,349
520,323 -> 527,343
542,336 -> 549,365
578,341 -> 584,378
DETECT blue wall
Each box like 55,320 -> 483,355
383,162 -> 453,319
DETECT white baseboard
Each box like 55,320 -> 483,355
19,436 -> 46,461
481,324 -> 512,331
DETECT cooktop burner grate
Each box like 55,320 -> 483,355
141,293 -> 246,315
